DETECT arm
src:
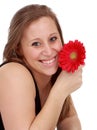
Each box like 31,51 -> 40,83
0,63 -> 82,130
0,63 -> 66,130
57,96 -> 82,130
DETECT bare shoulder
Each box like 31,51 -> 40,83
0,62 -> 36,128
0,62 -> 31,76
0,62 -> 36,98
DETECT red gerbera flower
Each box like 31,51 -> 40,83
58,40 -> 86,72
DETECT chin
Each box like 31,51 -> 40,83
45,68 -> 58,76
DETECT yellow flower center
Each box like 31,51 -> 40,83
70,52 -> 77,60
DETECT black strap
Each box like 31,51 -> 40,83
33,77 -> 41,115
0,115 -> 4,130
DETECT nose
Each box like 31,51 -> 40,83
42,44 -> 52,56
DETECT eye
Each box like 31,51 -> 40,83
50,36 -> 57,42
32,42 -> 41,46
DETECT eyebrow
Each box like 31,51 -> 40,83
28,38 -> 40,44
50,32 -> 59,36
28,32 -> 59,43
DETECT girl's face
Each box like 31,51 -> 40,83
21,17 -> 62,76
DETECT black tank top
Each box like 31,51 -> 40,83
0,62 -> 41,130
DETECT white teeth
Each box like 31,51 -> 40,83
42,58 -> 55,64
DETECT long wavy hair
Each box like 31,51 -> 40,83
3,4 -> 71,119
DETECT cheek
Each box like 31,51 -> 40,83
55,42 -> 63,52
28,50 -> 40,60
23,48 -> 40,61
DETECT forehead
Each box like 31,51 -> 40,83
24,16 -> 58,34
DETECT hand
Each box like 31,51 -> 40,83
55,66 -> 83,97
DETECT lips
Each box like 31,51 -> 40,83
40,57 -> 56,65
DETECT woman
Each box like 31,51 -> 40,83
0,4 -> 82,130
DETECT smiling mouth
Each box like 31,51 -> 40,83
40,57 -> 56,65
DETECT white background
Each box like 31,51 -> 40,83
0,0 -> 97,130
